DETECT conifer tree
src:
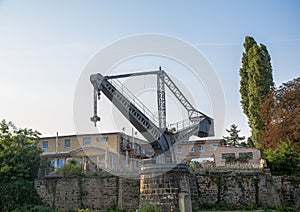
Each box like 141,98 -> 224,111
239,36 -> 256,118
223,124 -> 245,147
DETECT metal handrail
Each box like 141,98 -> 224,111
109,79 -> 201,133
109,79 -> 163,127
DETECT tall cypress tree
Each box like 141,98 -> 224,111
239,36 -> 274,147
240,37 -> 257,117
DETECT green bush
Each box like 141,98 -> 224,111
12,205 -> 58,212
189,161 -> 201,169
0,180 -> 42,211
105,205 -> 126,212
275,205 -> 300,212
264,140 -> 300,176
57,159 -> 83,178
139,203 -> 160,212
0,119 -> 42,181
78,209 -> 91,212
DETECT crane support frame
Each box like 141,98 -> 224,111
90,67 -> 214,159
157,69 -> 167,129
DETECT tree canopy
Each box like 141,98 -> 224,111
0,119 -> 42,181
223,124 -> 245,147
239,36 -> 274,147
260,77 -> 300,151
0,120 -> 58,211
263,140 -> 300,176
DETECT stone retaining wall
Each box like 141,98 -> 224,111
35,172 -> 300,211
190,172 -> 300,209
139,165 -> 190,211
35,175 -> 139,212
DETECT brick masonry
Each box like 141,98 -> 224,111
35,171 -> 300,211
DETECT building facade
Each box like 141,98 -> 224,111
174,139 -> 262,168
39,133 -> 262,171
39,132 -> 152,173
174,139 -> 225,163
214,146 -> 262,168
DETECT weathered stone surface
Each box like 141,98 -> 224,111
35,176 -> 139,212
118,177 -> 140,211
35,171 -> 300,211
190,173 -> 300,209
139,164 -> 190,212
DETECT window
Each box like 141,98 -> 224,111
221,153 -> 235,160
189,145 -> 194,152
83,137 -> 91,146
165,155 -> 171,164
57,158 -> 64,167
209,144 -> 214,151
98,155 -> 105,167
136,146 -> 141,154
50,159 -> 55,167
109,154 -> 117,169
96,137 -> 108,142
198,145 -> 205,152
42,141 -> 48,149
239,152 -> 253,159
76,157 -> 82,163
177,146 -> 182,153
64,139 -> 71,148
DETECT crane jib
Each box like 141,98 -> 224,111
89,68 -> 214,158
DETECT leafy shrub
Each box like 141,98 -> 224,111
78,209 -> 91,212
105,206 -> 126,212
12,204 -> 58,212
139,203 -> 160,212
189,161 -> 201,169
237,154 -> 251,163
0,120 -> 57,211
0,119 -> 42,181
225,155 -> 236,163
0,179 -> 42,212
264,140 -> 300,176
57,159 -> 83,178
275,205 -> 300,212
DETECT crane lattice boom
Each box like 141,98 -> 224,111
90,67 -> 214,162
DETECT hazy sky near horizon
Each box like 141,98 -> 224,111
0,1 -> 299,138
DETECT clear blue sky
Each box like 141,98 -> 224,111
0,0 -> 299,138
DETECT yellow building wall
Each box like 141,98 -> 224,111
174,140 -> 222,162
38,133 -> 124,171
39,133 -> 120,154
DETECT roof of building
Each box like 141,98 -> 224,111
215,145 -> 260,150
179,138 -> 225,145
40,131 -> 125,139
40,146 -> 109,158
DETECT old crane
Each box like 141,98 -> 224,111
90,67 -> 214,163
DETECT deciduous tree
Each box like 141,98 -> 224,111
0,119 -> 42,181
0,120 -> 58,211
260,77 -> 300,151
263,140 -> 300,175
